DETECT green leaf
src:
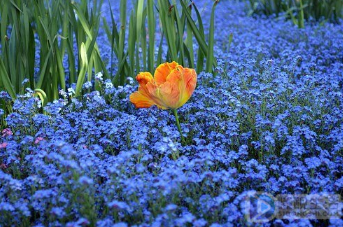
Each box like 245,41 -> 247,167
36,48 -> 53,89
55,45 -> 66,91
136,0 -> 144,41
0,58 -> 16,99
206,0 -> 218,73
66,37 -> 76,84
180,1 -> 207,56
128,11 -> 136,76
158,0 -> 178,61
8,23 -> 17,91
34,88 -> 47,107
185,16 -> 194,68
172,0 -> 185,65
72,3 -> 93,39
157,32 -> 164,66
75,42 -> 88,97
147,0 -> 155,72
141,8 -> 147,70
28,25 -> 36,90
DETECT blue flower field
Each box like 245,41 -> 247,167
1,1 -> 343,226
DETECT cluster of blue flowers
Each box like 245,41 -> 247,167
1,1 -> 343,226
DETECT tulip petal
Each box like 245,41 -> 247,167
183,68 -> 197,96
178,67 -> 197,107
136,72 -> 153,85
146,82 -> 168,109
130,72 -> 156,108
129,91 -> 155,108
154,61 -> 178,86
135,72 -> 153,97
136,72 -> 154,92
159,68 -> 183,109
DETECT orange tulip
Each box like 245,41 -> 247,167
130,61 -> 197,109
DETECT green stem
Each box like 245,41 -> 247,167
172,108 -> 185,145
298,0 -> 305,28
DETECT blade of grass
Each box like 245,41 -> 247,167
141,7 -> 148,71
113,52 -> 129,86
34,88 -> 48,107
128,11 -> 136,76
183,42 -> 193,68
75,42 -> 88,97
172,0 -> 185,65
205,0 -> 218,73
55,43 -> 66,91
66,36 -> 76,84
180,1 -> 217,71
8,24 -> 18,92
136,0 -> 144,42
180,1 -> 208,60
118,0 -> 127,85
147,0 -> 155,72
36,48 -> 53,89
72,3 -> 93,39
192,2 -> 205,72
298,0 -> 305,28
156,32 -> 164,66
158,0 -> 178,61
28,24 -> 35,90
0,58 -> 16,99
0,1 -> 9,46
